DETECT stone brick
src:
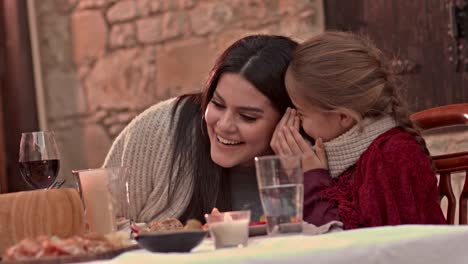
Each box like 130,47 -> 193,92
230,0 -> 280,29
135,0 -> 152,16
179,0 -> 196,9
162,11 -> 189,39
278,13 -> 323,42
151,0 -> 176,12
278,0 -> 316,15
156,38 -> 217,98
77,0 -> 116,10
136,0 -> 179,15
78,63 -> 94,81
233,0 -> 268,19
110,22 -> 137,48
189,2 -> 233,35
150,0 -> 165,13
96,108 -> 140,137
72,10 -> 108,65
106,0 -> 137,22
84,47 -> 158,110
136,17 -> 162,43
136,12 -> 187,44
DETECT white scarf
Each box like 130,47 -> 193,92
323,116 -> 397,178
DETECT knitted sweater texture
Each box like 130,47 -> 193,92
103,98 -> 192,222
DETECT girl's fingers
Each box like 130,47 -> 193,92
270,131 -> 278,152
277,130 -> 293,155
290,127 -> 313,153
283,127 -> 302,155
272,108 -> 304,156
293,116 -> 300,131
280,108 -> 291,127
314,138 -> 328,169
272,109 -> 291,142
286,109 -> 296,127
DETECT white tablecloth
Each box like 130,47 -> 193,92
86,225 -> 468,264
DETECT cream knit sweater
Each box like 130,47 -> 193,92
103,98 -> 193,223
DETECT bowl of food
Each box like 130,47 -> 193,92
136,230 -> 207,253
134,218 -> 207,253
249,221 -> 267,237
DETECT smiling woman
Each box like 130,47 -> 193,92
205,73 -> 281,168
103,35 -> 298,224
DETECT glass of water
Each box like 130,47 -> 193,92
255,155 -> 303,235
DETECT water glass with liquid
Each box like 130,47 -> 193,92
255,155 -> 303,235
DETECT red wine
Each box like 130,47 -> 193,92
19,159 -> 60,189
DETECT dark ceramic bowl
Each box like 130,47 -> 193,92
135,230 -> 207,253
249,224 -> 267,237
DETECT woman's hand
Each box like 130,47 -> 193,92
203,208 -> 221,230
270,108 -> 328,172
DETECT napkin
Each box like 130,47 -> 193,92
302,221 -> 343,235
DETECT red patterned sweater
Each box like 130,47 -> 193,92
303,128 -> 447,229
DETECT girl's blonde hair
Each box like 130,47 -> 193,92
288,31 -> 431,157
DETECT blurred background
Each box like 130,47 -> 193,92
0,0 -> 466,201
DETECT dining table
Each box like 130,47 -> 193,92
83,224 -> 468,264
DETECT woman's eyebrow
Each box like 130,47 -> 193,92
212,91 -> 225,102
237,106 -> 264,113
213,92 -> 264,113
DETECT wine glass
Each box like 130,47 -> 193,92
19,131 -> 60,189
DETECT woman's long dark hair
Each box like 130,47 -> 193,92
167,35 -> 298,223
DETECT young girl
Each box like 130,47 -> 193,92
271,31 -> 446,229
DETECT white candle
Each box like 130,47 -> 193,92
78,169 -> 116,235
209,219 -> 249,248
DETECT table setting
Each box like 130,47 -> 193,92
86,224 -> 468,264
1,131 -> 468,264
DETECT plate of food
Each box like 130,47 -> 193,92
1,232 -> 139,264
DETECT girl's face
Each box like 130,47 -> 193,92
205,73 -> 281,168
285,71 -> 355,142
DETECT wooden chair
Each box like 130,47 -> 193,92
410,103 -> 468,224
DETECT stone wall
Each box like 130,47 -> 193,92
32,0 -> 325,180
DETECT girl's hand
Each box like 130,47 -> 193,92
271,108 -> 328,172
300,137 -> 328,172
271,108 -> 300,155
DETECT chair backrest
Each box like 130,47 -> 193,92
410,103 -> 468,225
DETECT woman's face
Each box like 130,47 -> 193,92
205,73 -> 281,168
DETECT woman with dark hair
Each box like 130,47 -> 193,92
104,35 -> 298,223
